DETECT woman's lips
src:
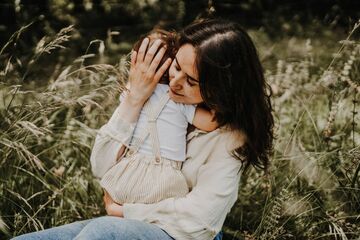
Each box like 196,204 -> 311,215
169,87 -> 183,96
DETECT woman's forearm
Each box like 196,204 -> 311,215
112,93 -> 145,159
90,94 -> 144,178
116,92 -> 145,124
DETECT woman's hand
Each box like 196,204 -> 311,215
111,38 -> 173,158
103,190 -> 124,217
127,38 -> 172,105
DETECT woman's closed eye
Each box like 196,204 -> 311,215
174,57 -> 199,87
186,78 -> 196,87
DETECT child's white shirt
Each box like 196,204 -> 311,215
121,84 -> 196,161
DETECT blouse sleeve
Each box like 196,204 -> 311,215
123,150 -> 242,240
90,104 -> 136,179
181,103 -> 196,124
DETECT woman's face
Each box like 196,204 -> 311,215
168,44 -> 203,105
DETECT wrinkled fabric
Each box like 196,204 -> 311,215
100,152 -> 188,204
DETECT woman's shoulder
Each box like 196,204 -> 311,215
188,126 -> 247,158
184,126 -> 244,183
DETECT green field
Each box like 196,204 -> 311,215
0,19 -> 359,239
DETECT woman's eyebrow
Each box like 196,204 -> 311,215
175,57 -> 199,82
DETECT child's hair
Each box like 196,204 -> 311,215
133,29 -> 178,84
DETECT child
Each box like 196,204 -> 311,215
99,30 -> 218,204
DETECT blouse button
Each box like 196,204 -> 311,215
155,157 -> 160,163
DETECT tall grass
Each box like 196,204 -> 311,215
0,25 -> 127,238
0,21 -> 359,239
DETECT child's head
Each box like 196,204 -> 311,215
133,29 -> 178,84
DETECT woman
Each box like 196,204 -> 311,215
13,19 -> 273,240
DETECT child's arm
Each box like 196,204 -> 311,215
192,107 -> 218,132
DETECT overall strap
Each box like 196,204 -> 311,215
128,99 -> 152,154
145,93 -> 170,163
129,93 -> 170,162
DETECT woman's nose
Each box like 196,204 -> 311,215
170,75 -> 183,90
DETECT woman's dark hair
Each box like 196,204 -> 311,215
133,29 -> 178,84
180,19 -> 274,172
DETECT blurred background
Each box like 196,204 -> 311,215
0,0 -> 359,63
1,0 -> 359,40
0,1 -> 359,239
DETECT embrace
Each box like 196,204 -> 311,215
14,18 -> 274,240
